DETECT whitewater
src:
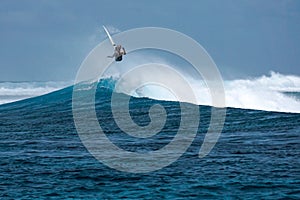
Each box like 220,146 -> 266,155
0,81 -> 71,105
1,72 -> 299,113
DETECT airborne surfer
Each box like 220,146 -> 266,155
103,26 -> 126,62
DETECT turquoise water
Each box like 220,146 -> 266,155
0,80 -> 299,199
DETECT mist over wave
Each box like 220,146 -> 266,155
101,51 -> 300,113
0,81 -> 71,105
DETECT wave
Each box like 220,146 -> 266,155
1,72 -> 299,113
0,81 -> 71,105
100,71 -> 300,113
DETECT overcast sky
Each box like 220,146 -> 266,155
0,0 -> 299,81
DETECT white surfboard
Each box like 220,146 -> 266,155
103,25 -> 116,46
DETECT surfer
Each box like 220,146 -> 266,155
107,44 -> 126,61
103,26 -> 126,62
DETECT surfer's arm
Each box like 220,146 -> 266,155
107,53 -> 116,58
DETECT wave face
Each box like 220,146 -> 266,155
0,77 -> 299,199
0,81 -> 71,105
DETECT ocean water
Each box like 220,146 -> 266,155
0,77 -> 300,199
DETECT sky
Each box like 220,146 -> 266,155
0,0 -> 299,81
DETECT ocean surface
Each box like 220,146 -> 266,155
0,76 -> 300,199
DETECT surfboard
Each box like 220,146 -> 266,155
103,26 -> 116,47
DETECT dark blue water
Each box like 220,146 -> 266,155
0,80 -> 299,199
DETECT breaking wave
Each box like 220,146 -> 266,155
1,72 -> 299,113
107,71 -> 300,113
